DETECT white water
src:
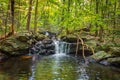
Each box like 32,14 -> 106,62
53,40 -> 71,55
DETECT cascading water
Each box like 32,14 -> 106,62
53,40 -> 71,55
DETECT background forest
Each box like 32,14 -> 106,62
0,1 -> 120,80
0,0 -> 120,42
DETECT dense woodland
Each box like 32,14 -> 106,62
0,0 -> 120,79
0,0 -> 120,40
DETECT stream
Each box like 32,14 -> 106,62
0,40 -> 120,80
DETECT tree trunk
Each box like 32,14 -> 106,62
34,0 -> 38,33
10,0 -> 15,34
5,0 -> 10,37
112,1 -> 117,41
26,0 -> 32,31
95,0 -> 99,36
61,0 -> 65,22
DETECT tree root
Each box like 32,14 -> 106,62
75,34 -> 94,62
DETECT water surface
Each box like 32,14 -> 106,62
0,54 -> 120,80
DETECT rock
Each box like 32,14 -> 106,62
88,50 -> 120,67
0,52 -> 9,62
42,39 -> 53,44
30,39 -> 55,55
0,31 -> 34,56
98,57 -> 120,67
17,36 -> 29,42
35,33 -> 45,41
107,57 -> 120,64
108,47 -> 120,56
89,51 -> 112,61
99,60 -> 110,66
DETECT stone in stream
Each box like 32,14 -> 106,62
0,31 -> 45,56
30,39 -> 55,55
39,31 -> 57,39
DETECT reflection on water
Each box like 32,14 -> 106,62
35,54 -> 79,80
0,57 -> 32,80
0,54 -> 120,80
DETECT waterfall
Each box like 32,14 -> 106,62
53,40 -> 71,54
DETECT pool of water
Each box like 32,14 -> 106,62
0,54 -> 120,80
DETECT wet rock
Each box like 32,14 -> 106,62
107,57 -> 120,67
99,60 -> 110,66
39,31 -> 57,39
30,39 -> 55,55
42,39 -> 53,44
88,51 -> 120,67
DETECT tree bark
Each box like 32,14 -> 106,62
26,0 -> 32,31
10,0 -> 15,34
95,0 -> 99,36
5,0 -> 10,37
34,0 -> 38,33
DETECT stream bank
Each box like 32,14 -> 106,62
0,30 -> 120,68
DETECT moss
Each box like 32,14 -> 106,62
91,51 -> 112,61
108,47 -> 120,56
107,57 -> 120,63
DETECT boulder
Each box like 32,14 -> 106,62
108,47 -> 120,56
0,31 -> 34,56
30,39 -> 55,55
107,57 -> 120,63
88,50 -> 120,67
89,51 -> 112,61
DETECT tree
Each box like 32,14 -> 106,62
10,0 -> 15,34
26,0 -> 32,31
34,0 -> 38,33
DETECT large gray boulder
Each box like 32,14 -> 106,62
0,31 -> 44,56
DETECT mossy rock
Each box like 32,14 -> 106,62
90,51 -> 112,61
107,57 -> 120,63
0,38 -> 29,55
108,47 -> 120,56
35,34 -> 45,41
17,36 -> 29,42
0,31 -> 33,56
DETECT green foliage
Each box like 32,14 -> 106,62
0,0 -> 120,38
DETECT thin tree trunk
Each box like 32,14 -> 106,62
17,0 -> 21,29
112,1 -> 117,41
61,0 -> 65,22
113,1 -> 117,29
99,0 -> 104,41
5,0 -> 10,37
26,0 -> 32,31
10,0 -> 15,34
95,0 -> 99,36
34,0 -> 38,33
